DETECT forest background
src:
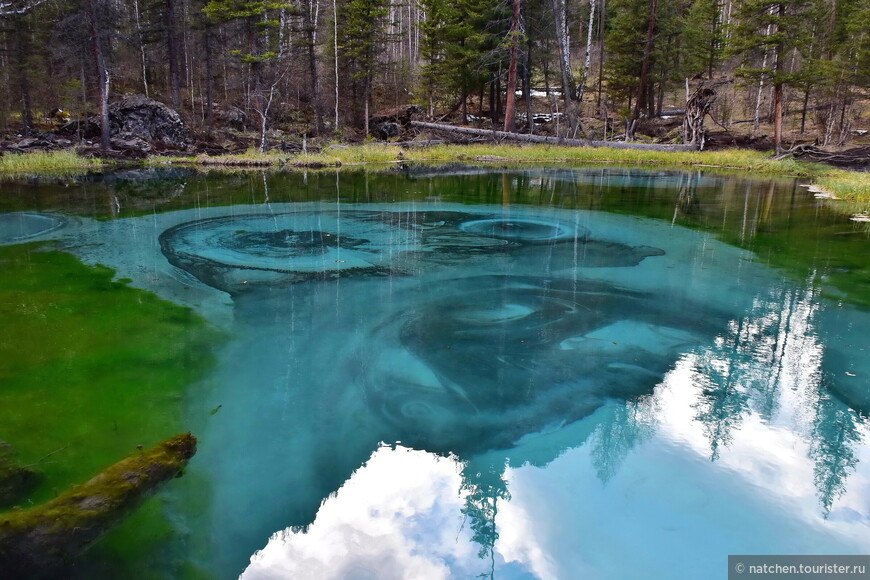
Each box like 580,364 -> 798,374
0,0 -> 868,155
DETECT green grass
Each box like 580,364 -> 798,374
0,150 -> 104,174
287,143 -> 819,173
815,169 -> 870,204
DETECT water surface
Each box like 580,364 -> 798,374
1,166 -> 868,579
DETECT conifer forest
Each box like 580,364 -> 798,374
0,0 -> 868,152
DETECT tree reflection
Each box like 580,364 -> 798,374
459,457 -> 511,578
810,393 -> 863,514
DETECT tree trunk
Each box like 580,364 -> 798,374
133,0 -> 149,98
799,85 -> 810,134
522,40 -> 532,134
503,0 -> 521,132
410,120 -> 699,150
553,0 -> 575,102
305,0 -> 324,134
13,14 -> 33,131
333,0 -> 340,131
578,0 -> 595,105
632,0 -> 658,126
86,0 -> 111,152
772,2 -> 784,154
204,25 -> 214,124
166,0 -> 182,109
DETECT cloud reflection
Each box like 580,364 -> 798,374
241,445 -> 530,580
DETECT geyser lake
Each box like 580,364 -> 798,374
1,165 -> 869,579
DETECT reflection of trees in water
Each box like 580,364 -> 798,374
689,278 -> 864,510
458,457 -> 510,578
810,394 -> 864,514
590,399 -> 658,483
563,277 -> 865,514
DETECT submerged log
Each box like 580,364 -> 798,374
0,433 -> 197,577
409,121 -> 699,151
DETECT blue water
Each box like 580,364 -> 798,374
3,167 -> 869,579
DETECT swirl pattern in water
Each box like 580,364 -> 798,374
355,275 -> 723,454
0,212 -> 66,245
159,210 -> 663,294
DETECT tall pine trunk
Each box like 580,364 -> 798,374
503,0 -> 521,132
632,0 -> 658,126
86,0 -> 111,152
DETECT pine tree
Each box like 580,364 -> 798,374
729,0 -> 817,152
338,0 -> 389,132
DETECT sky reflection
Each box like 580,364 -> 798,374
242,272 -> 870,580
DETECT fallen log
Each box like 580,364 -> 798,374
786,145 -> 870,168
410,121 -> 699,151
0,433 -> 197,577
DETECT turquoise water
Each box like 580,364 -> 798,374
2,167 -> 869,579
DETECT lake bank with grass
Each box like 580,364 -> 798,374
2,144 -> 868,212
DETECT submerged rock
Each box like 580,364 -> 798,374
0,433 -> 197,577
0,442 -> 40,508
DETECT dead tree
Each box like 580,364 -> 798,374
683,79 -> 731,150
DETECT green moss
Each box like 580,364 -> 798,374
0,434 -> 197,576
0,243 -> 221,573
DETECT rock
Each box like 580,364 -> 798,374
215,106 -> 247,131
110,134 -> 154,154
0,433 -> 197,577
108,95 -> 192,148
373,122 -> 401,140
0,442 -> 40,508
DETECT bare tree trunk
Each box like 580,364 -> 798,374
522,39 -> 532,134
333,0 -> 340,131
596,0 -> 605,112
305,0 -> 324,134
364,76 -> 371,136
503,0 -> 521,132
799,85 -> 810,134
133,0 -> 149,98
578,0 -> 595,105
772,2 -> 784,154
13,14 -> 33,131
631,0 -> 658,126
166,0 -> 182,108
204,24 -> 214,124
553,0 -> 575,102
753,22 -> 772,133
86,0 -> 111,152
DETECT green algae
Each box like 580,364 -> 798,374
0,242 -> 221,574
0,433 -> 197,577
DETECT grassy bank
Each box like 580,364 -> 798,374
0,150 -> 104,174
179,143 -> 868,206
6,144 -> 868,208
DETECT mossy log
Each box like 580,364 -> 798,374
0,433 -> 197,576
0,442 -> 41,508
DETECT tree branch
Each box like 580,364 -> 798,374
0,0 -> 49,16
